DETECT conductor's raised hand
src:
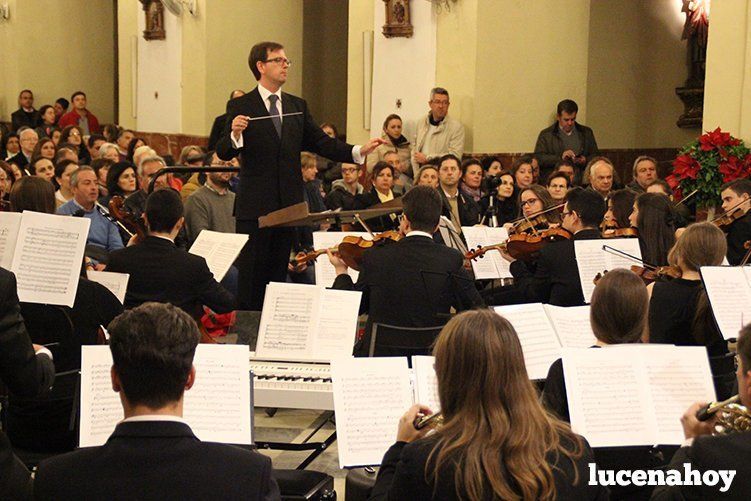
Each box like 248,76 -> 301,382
231,115 -> 251,141
359,137 -> 387,157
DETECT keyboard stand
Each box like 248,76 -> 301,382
255,411 -> 337,470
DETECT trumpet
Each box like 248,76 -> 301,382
696,395 -> 751,435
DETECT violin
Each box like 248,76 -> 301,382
291,230 -> 403,272
711,207 -> 744,233
602,227 -> 638,239
108,196 -> 147,244
466,228 -> 572,263
510,215 -> 549,235
629,264 -> 682,284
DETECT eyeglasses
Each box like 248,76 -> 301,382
341,167 -> 358,174
520,198 -> 540,207
264,57 -> 292,66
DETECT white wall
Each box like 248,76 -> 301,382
369,1 -> 436,141
136,8 -> 182,132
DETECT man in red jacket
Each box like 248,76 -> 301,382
58,91 -> 100,135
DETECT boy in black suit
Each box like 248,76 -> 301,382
34,302 -> 279,500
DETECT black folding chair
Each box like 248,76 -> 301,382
368,323 -> 444,361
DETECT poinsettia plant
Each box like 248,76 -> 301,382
666,127 -> 751,208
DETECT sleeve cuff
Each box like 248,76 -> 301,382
231,133 -> 243,149
36,346 -> 53,361
352,145 -> 364,165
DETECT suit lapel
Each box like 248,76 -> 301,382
248,88 -> 280,145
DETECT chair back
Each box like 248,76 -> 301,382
709,352 -> 737,401
368,323 -> 444,360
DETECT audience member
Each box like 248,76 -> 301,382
384,150 -> 412,195
49,128 -> 62,145
31,157 -> 55,184
60,125 -> 91,165
415,164 -> 439,189
411,88 -> 465,178
34,302 -> 277,500
124,155 -> 170,219
30,137 -> 56,165
87,134 -> 107,160
511,155 -> 535,191
54,144 -> 78,165
554,159 -> 577,185
58,91 -> 101,135
629,192 -> 676,266
3,133 -> 21,161
546,170 -> 570,203
106,189 -> 235,315
53,97 -> 69,123
11,89 -> 40,132
315,123 -> 344,190
184,159 -> 236,242
125,137 -> 147,164
627,155 -> 659,193
583,156 -> 616,199
459,158 -> 484,202
437,154 -> 480,235
115,129 -> 135,160
8,127 -> 38,170
329,186 -> 482,356
371,309 -> 605,500
0,161 -> 14,205
91,157 -> 113,199
325,163 -> 363,211
105,161 -> 139,202
534,99 -> 599,172
99,142 -> 120,162
35,105 -> 58,139
178,145 -> 205,167
366,114 -> 412,178
355,161 -> 399,232
54,159 -> 78,207
481,156 -> 503,177
479,170 -> 516,227
720,178 -> 751,265
102,123 -> 121,144
208,89 -> 245,151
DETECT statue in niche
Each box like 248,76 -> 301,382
140,0 -> 166,41
676,0 -> 710,128
383,0 -> 413,38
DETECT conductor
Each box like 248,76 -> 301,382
217,41 -> 384,310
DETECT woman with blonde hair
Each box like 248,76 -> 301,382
371,309 -> 605,500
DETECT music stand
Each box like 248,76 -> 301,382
258,199 -> 403,229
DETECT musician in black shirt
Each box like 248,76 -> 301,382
720,178 -> 751,265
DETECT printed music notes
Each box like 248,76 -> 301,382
563,345 -> 716,447
188,230 -> 248,281
255,282 -> 362,362
332,356 -> 438,468
86,270 -> 130,304
462,226 -> 512,279
312,231 -> 369,287
412,355 -> 441,413
10,211 -> 90,307
493,304 -> 596,380
574,238 -> 643,303
79,344 -> 252,447
700,266 -> 751,340
0,212 -> 22,269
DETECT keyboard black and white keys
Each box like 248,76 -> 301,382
250,360 -> 333,410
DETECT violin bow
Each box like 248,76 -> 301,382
508,202 -> 565,225
354,213 -> 375,238
95,201 -> 135,238
601,245 -> 658,270
675,188 -> 699,208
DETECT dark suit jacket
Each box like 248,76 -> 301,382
439,190 -> 481,227
34,420 -> 279,501
371,434 -> 608,500
0,268 -> 55,500
11,109 -> 40,133
331,235 -> 483,355
207,112 -> 227,151
216,87 -> 355,220
509,228 -> 600,306
726,211 -> 751,265
353,189 -> 401,232
106,236 -> 235,315
7,152 -> 29,170
651,431 -> 751,500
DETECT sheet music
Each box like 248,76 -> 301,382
575,239 -> 643,303
494,304 -> 562,380
544,305 -> 597,348
563,345 -> 716,447
11,211 -> 89,307
312,231 -> 368,287
80,345 -> 252,447
188,230 -> 248,281
256,282 -> 361,361
700,266 -> 751,340
332,357 -> 413,467
462,226 -> 512,279
0,212 -> 22,269
412,355 -> 441,413
86,270 -> 130,304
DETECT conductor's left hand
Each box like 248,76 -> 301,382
360,137 -> 387,157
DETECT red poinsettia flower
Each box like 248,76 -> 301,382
719,156 -> 744,182
700,127 -> 741,151
671,154 -> 700,179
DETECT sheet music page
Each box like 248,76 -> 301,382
641,346 -> 716,445
543,305 -> 597,348
332,357 -> 413,467
11,211 -> 89,307
493,304 -> 562,380
312,231 -> 368,287
86,270 -> 130,304
412,355 -> 441,413
183,344 -> 252,444
701,266 -> 751,340
315,288 -> 361,359
0,212 -> 22,269
575,239 -> 642,303
462,226 -> 512,279
79,345 -> 123,447
255,282 -> 319,360
562,346 -> 655,447
188,230 -> 248,282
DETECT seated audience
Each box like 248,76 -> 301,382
98,142 -> 120,163
366,114 -> 412,178
178,145 -> 205,167
437,154 -> 480,235
102,123 -> 121,144
8,127 -> 38,170
652,322 -> 751,500
371,309 -> 605,500
31,157 -> 55,184
546,170 -> 570,203
115,129 -> 135,160
106,189 -> 234,316
11,89 -> 40,133
57,166 -> 124,252
125,136 -> 147,164
35,105 -> 58,139
0,161 -> 14,205
91,157 -> 113,199
34,302 -> 278,500
534,98 -> 599,173
384,150 -> 412,195
184,159 -> 236,243
6,176 -> 122,453
54,144 -> 78,165
554,159 -> 577,185
58,91 -> 100,135
329,186 -> 483,356
647,223 -> 728,356
415,164 -> 439,189
479,170 -> 516,227
3,132 -> 21,161
54,159 -> 79,207
87,134 -> 106,160
459,158 -> 484,202
325,163 -> 363,211
60,125 -> 91,165
602,188 -> 637,231
481,156 -> 503,178
315,122 -> 344,191
29,138 -> 56,166
124,155 -> 170,219
53,97 -> 69,123
583,156 -> 616,199
626,155 -> 659,193
105,161 -> 139,202
354,161 -> 400,232
629,192 -> 676,266
720,178 -> 751,265
512,155 -> 534,191
50,128 -> 62,145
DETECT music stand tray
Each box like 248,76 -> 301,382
258,200 -> 403,228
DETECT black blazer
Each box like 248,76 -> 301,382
353,190 -> 401,233
7,151 -> 29,170
331,235 -> 484,355
216,87 -> 355,220
0,268 -> 55,500
727,211 -> 751,265
34,420 -> 279,501
207,112 -> 227,151
106,236 -> 235,315
439,190 -> 481,227
370,435 -> 608,500
509,228 -> 601,306
11,108 -> 40,133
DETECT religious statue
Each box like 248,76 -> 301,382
140,0 -> 166,41
382,0 -> 413,38
676,0 -> 710,128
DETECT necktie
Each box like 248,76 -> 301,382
268,94 -> 282,138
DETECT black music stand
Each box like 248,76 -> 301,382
258,199 -> 403,229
